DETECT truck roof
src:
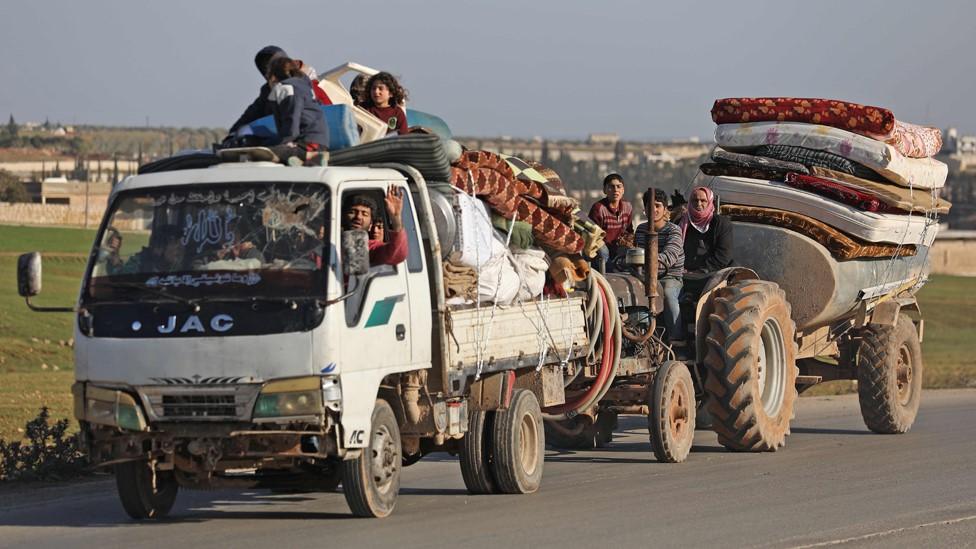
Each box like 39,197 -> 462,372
114,162 -> 407,197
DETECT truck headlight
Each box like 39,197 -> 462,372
254,377 -> 324,419
79,384 -> 148,431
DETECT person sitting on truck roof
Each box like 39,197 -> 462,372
349,74 -> 369,107
226,46 -> 330,140
588,173 -> 634,270
362,72 -> 409,136
635,189 -> 685,341
265,56 -> 330,166
342,185 -> 408,266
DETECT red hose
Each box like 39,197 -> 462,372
544,283 -> 614,415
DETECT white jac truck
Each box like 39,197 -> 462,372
16,151 -> 590,518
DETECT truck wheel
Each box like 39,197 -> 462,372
648,360 -> 696,463
115,461 -> 178,520
855,315 -> 923,434
704,281 -> 798,451
341,400 -> 401,518
459,410 -> 498,494
492,389 -> 545,494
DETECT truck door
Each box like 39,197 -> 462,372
399,188 -> 432,367
338,182 -> 411,371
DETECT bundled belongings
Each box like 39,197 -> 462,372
698,96 -> 951,268
710,97 -> 943,158
714,122 -> 948,189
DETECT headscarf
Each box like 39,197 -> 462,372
679,186 -> 715,239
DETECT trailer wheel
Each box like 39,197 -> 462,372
341,400 -> 401,518
544,410 -> 615,449
492,389 -> 544,494
855,315 -> 923,434
115,461 -> 178,520
459,410 -> 498,494
648,360 -> 696,463
704,280 -> 798,451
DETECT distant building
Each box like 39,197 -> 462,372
23,179 -> 112,207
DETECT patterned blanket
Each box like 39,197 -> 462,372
721,204 -> 916,261
450,150 -> 583,254
783,172 -> 901,214
712,97 -> 895,137
809,167 -> 951,215
716,122 -> 948,189
754,145 -> 886,182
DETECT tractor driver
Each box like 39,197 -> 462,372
342,185 -> 408,266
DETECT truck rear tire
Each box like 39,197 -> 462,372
115,461 -> 178,520
341,400 -> 401,518
855,315 -> 923,434
459,410 -> 498,494
491,389 -> 544,494
704,280 -> 798,451
649,360 -> 696,463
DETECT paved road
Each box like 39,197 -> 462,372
2,390 -> 974,549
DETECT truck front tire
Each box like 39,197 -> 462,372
491,389 -> 544,494
855,315 -> 923,434
341,400 -> 401,518
704,280 -> 798,451
115,461 -> 178,520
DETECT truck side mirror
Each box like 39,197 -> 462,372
17,252 -> 42,297
341,230 -> 370,277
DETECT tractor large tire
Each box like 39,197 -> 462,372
115,461 -> 178,520
704,280 -> 798,451
648,360 -> 696,463
341,400 -> 401,518
459,410 -> 498,494
491,389 -> 545,494
855,315 -> 923,434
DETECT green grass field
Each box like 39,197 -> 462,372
0,224 -> 974,439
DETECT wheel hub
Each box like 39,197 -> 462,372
668,380 -> 690,442
370,425 -> 398,494
758,317 -> 787,417
519,412 -> 539,476
896,343 -> 914,406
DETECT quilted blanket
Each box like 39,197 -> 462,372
754,145 -> 884,182
711,147 -> 809,175
700,163 -> 787,181
783,172 -> 901,214
721,204 -> 917,261
716,123 -> 948,189
875,121 -> 943,158
450,150 -> 583,254
711,98 -> 895,137
809,167 -> 951,215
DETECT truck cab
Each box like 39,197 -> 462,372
18,155 -> 578,518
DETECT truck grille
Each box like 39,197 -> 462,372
139,384 -> 261,421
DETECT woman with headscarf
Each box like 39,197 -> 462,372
680,186 -> 733,280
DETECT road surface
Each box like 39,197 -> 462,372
1,389 -> 974,548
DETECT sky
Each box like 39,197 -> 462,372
1,0 -> 975,141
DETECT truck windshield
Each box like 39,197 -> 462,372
86,183 -> 329,302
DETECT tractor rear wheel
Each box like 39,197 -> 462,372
703,280 -> 798,451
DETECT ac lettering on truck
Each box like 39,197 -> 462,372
156,314 -> 235,334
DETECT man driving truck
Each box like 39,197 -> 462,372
342,184 -> 408,266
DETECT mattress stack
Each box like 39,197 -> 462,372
700,97 -> 951,261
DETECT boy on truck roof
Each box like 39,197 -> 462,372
342,185 -> 408,266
